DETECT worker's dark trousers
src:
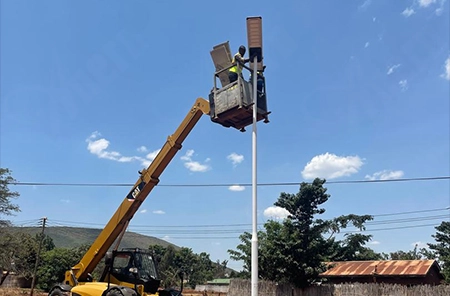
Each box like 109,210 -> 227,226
229,72 -> 238,83
257,78 -> 264,93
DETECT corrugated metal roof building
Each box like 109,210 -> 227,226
320,260 -> 444,285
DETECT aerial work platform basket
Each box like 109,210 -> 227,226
209,41 -> 270,132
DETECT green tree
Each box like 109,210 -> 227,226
189,252 -> 214,288
0,168 -> 20,227
428,221 -> 450,282
0,168 -> 22,285
175,247 -> 196,279
330,233 -> 382,261
213,259 -> 228,278
383,244 -> 426,260
149,244 -> 167,266
228,231 -> 252,279
158,245 -> 177,287
0,231 -> 40,285
36,245 -> 89,291
228,178 -> 377,288
36,233 -> 56,253
149,245 -> 217,288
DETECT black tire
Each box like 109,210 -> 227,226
105,291 -> 123,296
103,286 -> 138,296
49,288 -> 67,296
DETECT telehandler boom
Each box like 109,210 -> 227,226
48,98 -> 210,296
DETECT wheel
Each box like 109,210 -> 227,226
49,288 -> 68,296
104,286 -> 137,296
104,287 -> 124,296
105,290 -> 123,296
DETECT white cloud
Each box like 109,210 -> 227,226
229,185 -> 245,192
60,199 -> 70,203
403,0 -> 446,16
402,7 -> 416,17
372,17 -> 376,22
359,0 -> 372,10
86,132 -> 138,162
137,146 -> 148,153
399,79 -> 408,91
365,170 -> 404,180
441,56 -> 450,80
140,209 -> 147,214
419,0 -> 436,7
368,240 -> 381,245
87,138 -> 109,155
263,206 -> 290,220
86,132 -> 160,167
364,42 -> 370,48
139,149 -> 161,167
180,149 -> 211,172
437,0 -> 448,15
301,153 -> 364,180
387,64 -> 401,75
227,152 -> 244,166
184,161 -> 210,172
180,149 -> 194,161
153,210 -> 165,215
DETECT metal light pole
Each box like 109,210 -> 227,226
247,16 -> 263,296
251,54 -> 258,296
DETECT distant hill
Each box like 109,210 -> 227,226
9,226 -> 179,250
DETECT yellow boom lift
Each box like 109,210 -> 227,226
48,36 -> 269,296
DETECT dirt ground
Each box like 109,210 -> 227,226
0,288 -> 213,296
0,288 -> 47,296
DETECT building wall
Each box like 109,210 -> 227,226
195,284 -> 229,293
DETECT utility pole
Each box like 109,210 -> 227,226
247,16 -> 263,296
30,217 -> 47,296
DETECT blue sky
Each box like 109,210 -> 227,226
1,0 -> 449,271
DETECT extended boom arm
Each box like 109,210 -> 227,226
66,98 -> 210,285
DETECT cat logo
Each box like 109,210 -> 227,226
127,182 -> 146,201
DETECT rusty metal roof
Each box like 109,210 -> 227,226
320,260 -> 441,278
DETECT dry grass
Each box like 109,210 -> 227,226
0,288 -> 47,296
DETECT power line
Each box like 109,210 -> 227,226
365,214 -> 449,226
126,215 -> 448,234
31,210 -> 448,232
144,223 -> 443,239
31,207 -> 449,228
8,176 -> 450,188
341,223 -> 441,234
373,207 -> 450,217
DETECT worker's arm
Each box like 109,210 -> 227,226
235,53 -> 250,65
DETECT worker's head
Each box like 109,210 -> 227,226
239,45 -> 246,55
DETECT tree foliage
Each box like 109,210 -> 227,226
228,178 -> 378,288
36,244 -> 89,291
0,168 -> 20,227
382,244 -> 430,260
428,221 -> 450,282
330,233 -> 382,261
0,230 -> 56,286
149,245 -> 226,289
0,231 -> 36,284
